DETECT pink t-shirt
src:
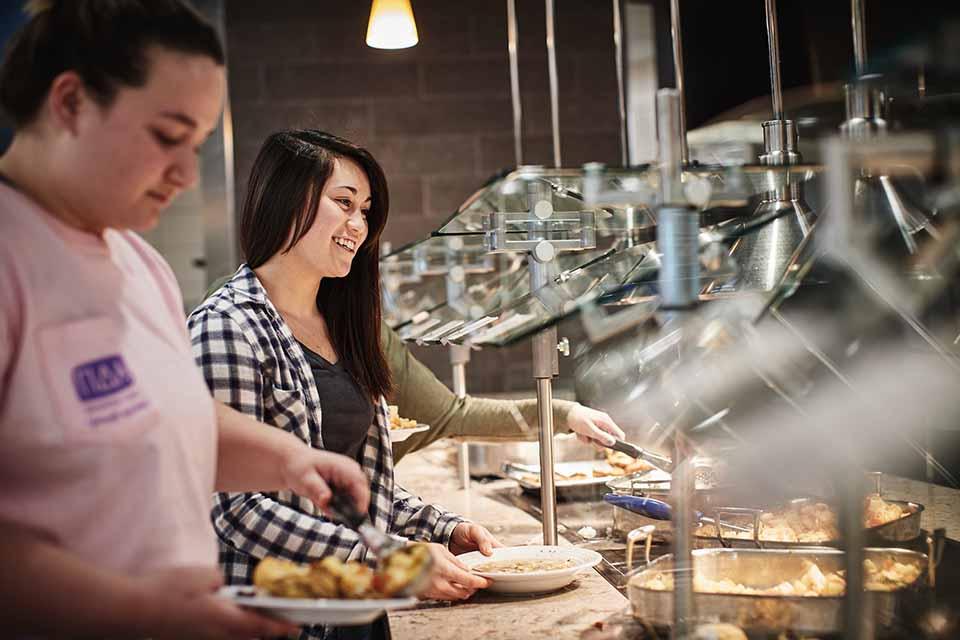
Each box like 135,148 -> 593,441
0,182 -> 218,575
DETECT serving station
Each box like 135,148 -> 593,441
376,0 -> 960,637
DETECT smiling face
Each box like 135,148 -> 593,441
51,45 -> 225,232
288,157 -> 371,279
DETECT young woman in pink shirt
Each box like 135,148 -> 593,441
0,2 -> 370,637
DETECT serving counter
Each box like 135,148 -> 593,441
391,443 -> 629,640
390,441 -> 960,639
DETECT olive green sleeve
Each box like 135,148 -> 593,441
383,322 -> 577,462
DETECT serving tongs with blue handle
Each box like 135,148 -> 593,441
602,493 -> 753,535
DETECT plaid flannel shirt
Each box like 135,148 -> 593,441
188,265 -> 464,589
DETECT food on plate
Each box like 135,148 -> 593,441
252,543 -> 430,599
697,496 -> 908,543
605,450 -> 656,475
376,543 -> 431,597
387,405 -> 419,430
473,558 -> 576,574
636,557 -> 921,596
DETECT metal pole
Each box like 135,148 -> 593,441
764,0 -> 784,121
451,348 -> 471,490
613,0 -> 628,166
657,89 -> 683,205
655,89 -> 698,637
528,179 -> 558,545
851,0 -> 868,77
507,0 -> 523,166
668,0 -> 689,164
824,137 -> 867,639
531,260 -> 559,546
545,0 -> 562,168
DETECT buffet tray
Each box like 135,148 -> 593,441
503,460 -> 625,498
627,547 -> 929,635
694,498 -> 925,549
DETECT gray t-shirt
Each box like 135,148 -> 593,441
298,342 -> 374,462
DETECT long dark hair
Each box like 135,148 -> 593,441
0,0 -> 224,128
240,129 -> 393,401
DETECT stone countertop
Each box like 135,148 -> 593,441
390,444 -> 629,640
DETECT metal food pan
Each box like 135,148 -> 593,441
694,498 -> 924,549
503,460 -> 623,499
627,547 -> 928,635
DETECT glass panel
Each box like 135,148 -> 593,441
432,164 -> 824,239
381,235 -> 499,329
403,244 -> 660,347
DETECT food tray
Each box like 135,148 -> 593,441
502,460 -> 625,498
627,547 -> 929,634
694,498 -> 925,549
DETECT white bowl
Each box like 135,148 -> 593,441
458,545 -> 602,594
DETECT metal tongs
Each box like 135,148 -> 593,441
605,437 -> 674,471
326,493 -> 434,597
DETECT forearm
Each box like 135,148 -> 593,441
391,486 -> 464,546
392,393 -> 577,460
0,522 -> 148,637
214,400 -> 302,493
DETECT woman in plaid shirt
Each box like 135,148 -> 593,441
189,130 -> 498,638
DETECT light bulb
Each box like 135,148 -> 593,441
365,0 -> 419,50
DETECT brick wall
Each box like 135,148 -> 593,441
224,0 -> 624,395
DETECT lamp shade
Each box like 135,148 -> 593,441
365,0 -> 418,50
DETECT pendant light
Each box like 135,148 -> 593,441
365,0 -> 419,50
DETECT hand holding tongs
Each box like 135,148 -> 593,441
602,494 -> 752,534
604,438 -> 674,471
327,492 -> 402,558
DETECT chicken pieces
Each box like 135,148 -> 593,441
638,557 -> 919,596
252,543 -> 430,599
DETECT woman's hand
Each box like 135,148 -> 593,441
136,567 -> 299,639
567,403 -> 625,447
281,446 -> 370,514
448,522 -> 502,556
418,543 -> 491,601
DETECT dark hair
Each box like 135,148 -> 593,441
241,130 -> 393,401
0,0 -> 225,128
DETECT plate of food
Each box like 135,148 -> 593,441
386,405 -> 430,442
220,551 -> 426,625
458,545 -> 602,594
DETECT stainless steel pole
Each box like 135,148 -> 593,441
530,258 -> 559,546
851,0 -> 868,77
764,0 -> 784,122
656,89 -> 698,637
824,137 -> 868,640
669,0 -> 689,164
507,0 -> 523,166
451,345 -> 471,490
545,0 -> 562,168
613,0 -> 628,166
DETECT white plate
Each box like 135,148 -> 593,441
388,423 -> 430,442
458,545 -> 602,594
219,586 -> 417,625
